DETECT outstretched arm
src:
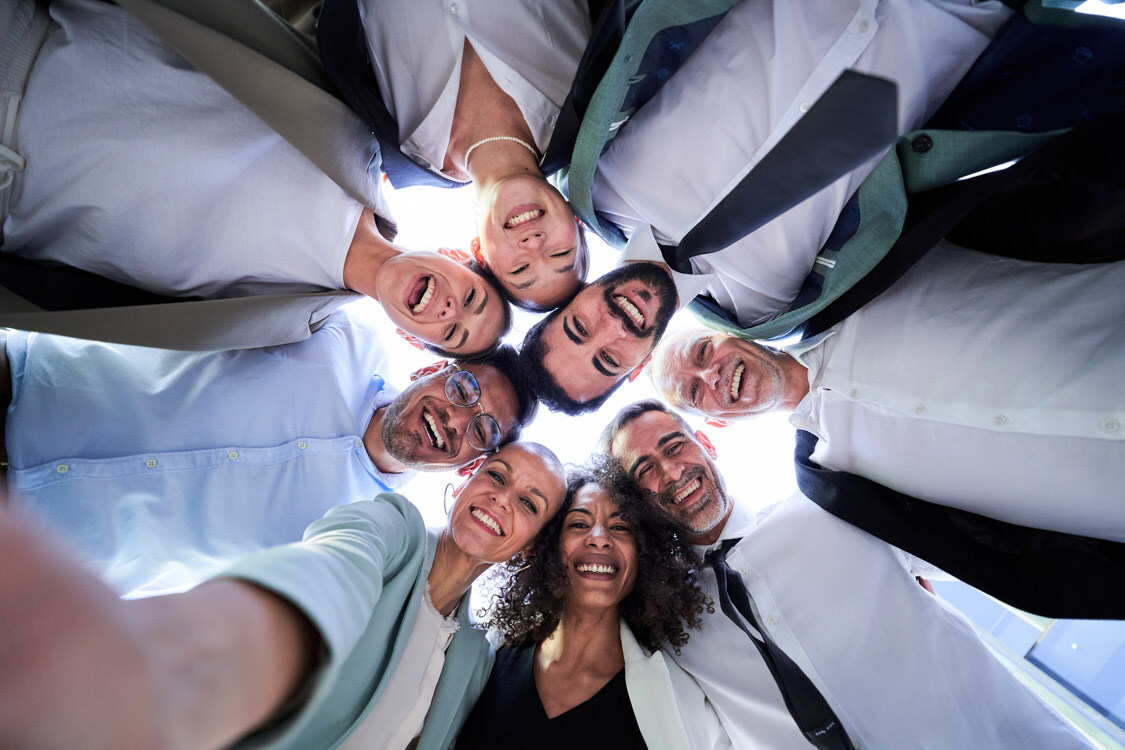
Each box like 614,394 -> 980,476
0,509 -> 319,750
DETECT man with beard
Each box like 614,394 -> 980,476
518,254 -> 696,414
647,244 -> 1125,609
602,400 -> 1093,749
1,309 -> 535,596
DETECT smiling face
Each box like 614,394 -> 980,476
477,174 -> 586,309
538,262 -> 678,405
379,364 -> 519,470
610,410 -> 730,541
374,250 -> 508,355
653,332 -> 792,419
447,444 -> 567,563
558,483 -> 639,613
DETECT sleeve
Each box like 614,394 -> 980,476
214,494 -> 424,667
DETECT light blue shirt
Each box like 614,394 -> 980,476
5,308 -> 410,596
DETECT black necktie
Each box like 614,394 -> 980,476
661,71 -> 898,273
706,539 -> 852,749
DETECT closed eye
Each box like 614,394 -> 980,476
509,264 -> 530,276
443,324 -> 458,343
550,248 -> 573,259
689,383 -> 699,406
463,287 -> 476,308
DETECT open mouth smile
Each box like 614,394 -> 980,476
730,361 -> 745,402
671,477 -> 702,505
471,507 -> 504,536
574,556 -> 620,580
407,275 -> 436,315
614,295 -> 646,329
421,407 -> 446,450
504,205 -> 545,229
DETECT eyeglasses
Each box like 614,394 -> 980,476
444,365 -> 504,452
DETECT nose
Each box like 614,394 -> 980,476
698,359 -> 721,390
658,458 -> 684,489
438,295 -> 456,319
586,522 -> 612,547
518,231 -> 546,252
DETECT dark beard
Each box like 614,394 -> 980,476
596,261 -> 678,344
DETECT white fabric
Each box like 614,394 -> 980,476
3,0 -> 363,298
340,538 -> 459,750
593,0 -> 1013,326
620,225 -> 717,312
5,308 -> 410,597
786,241 -> 1125,542
358,0 -> 591,180
676,497 -> 1091,749
621,622 -> 731,750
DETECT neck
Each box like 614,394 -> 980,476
447,40 -> 539,183
427,529 -> 493,616
778,353 -> 812,413
342,210 -> 401,299
538,603 -> 624,677
363,407 -> 409,475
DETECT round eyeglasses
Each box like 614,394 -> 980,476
444,367 -> 504,452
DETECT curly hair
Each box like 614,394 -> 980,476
481,457 -> 712,654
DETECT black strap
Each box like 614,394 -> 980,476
793,430 -> 1125,619
706,540 -> 851,749
0,254 -> 193,310
660,71 -> 898,273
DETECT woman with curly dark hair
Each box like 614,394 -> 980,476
457,459 -> 728,750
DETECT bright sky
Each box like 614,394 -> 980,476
366,179 -> 800,530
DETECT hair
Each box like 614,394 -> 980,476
479,219 -> 591,314
598,399 -> 693,456
481,456 -> 712,654
517,311 -> 622,415
424,261 -> 514,361
464,344 -> 538,443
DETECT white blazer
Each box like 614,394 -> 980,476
620,621 -> 732,750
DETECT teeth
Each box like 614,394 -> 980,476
412,277 -> 435,314
505,209 -> 543,228
472,508 -> 503,535
576,563 -> 618,575
672,478 -> 701,505
731,362 -> 744,400
614,295 -> 645,328
422,410 -> 444,449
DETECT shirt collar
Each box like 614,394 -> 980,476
694,497 -> 758,555
619,223 -> 716,312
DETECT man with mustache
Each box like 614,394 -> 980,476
603,400 -> 1093,749
647,244 -> 1125,608
518,255 -> 699,414
0,309 -> 535,596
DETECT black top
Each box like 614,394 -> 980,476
456,644 -> 647,749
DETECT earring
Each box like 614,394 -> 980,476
396,328 -> 426,350
443,483 -> 455,515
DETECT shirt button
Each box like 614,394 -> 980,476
145,458 -> 157,468
799,101 -> 812,114
56,464 -> 69,474
914,404 -> 926,415
849,389 -> 859,398
766,615 -> 778,626
228,451 -> 239,460
858,20 -> 870,33
355,440 -> 363,449
1103,420 -> 1120,433
298,441 -> 308,450
993,414 -> 1008,426
911,134 -> 934,154
448,3 -> 459,14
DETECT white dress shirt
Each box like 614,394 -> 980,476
5,308 -> 409,597
359,0 -> 591,181
4,0 -> 365,299
787,242 -> 1125,543
592,0 -> 1013,326
676,497 -> 1091,749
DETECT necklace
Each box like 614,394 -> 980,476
462,136 -> 539,173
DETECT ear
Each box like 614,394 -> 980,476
470,237 -> 485,266
456,455 -> 488,479
437,246 -> 471,263
627,354 -> 653,382
694,430 -> 718,459
395,328 -> 426,351
410,360 -> 449,382
705,418 -> 730,429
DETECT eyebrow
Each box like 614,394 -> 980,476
657,431 -> 685,448
555,263 -> 576,274
474,288 -> 489,315
446,328 -> 469,350
562,317 -> 582,345
514,278 -> 537,290
592,356 -> 615,377
493,459 -> 511,471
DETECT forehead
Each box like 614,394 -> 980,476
571,482 -> 615,510
467,365 -> 518,422
463,295 -> 506,352
611,410 -> 685,459
490,445 -> 566,503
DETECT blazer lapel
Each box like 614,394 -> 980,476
620,622 -> 696,750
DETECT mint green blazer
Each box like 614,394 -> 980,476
219,494 -> 493,750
